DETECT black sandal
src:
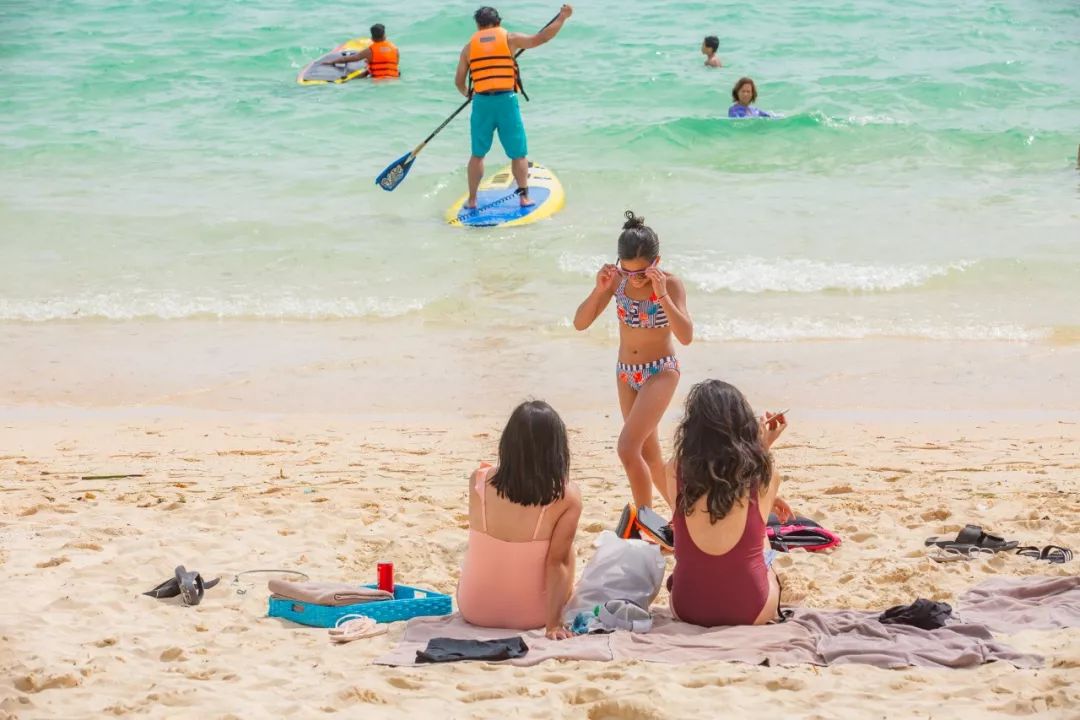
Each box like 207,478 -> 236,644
144,566 -> 220,606
925,524 -> 1018,552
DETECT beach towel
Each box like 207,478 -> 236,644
957,575 -> 1080,632
375,610 -> 1034,669
267,580 -> 393,607
376,576 -> 1077,668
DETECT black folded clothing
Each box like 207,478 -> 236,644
415,636 -> 529,664
879,599 -> 952,630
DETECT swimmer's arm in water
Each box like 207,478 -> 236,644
508,4 -> 573,51
649,271 -> 693,345
454,44 -> 470,97
322,46 -> 372,65
572,263 -> 618,331
705,56 -> 722,68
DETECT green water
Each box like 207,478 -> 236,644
1,0 -> 1078,341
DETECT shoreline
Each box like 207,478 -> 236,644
3,320 -> 1078,418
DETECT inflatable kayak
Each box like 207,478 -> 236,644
297,38 -> 372,85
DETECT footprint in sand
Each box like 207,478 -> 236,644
540,673 -> 571,684
338,686 -> 389,705
584,670 -> 625,682
461,690 -> 513,703
386,676 -> 424,691
765,677 -> 807,692
586,700 -> 667,720
567,687 -> 606,705
14,673 -> 80,693
159,647 -> 186,662
35,556 -> 69,568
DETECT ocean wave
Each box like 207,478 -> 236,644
0,294 -> 425,321
696,317 -> 1044,342
557,253 -> 969,293
681,258 -> 970,294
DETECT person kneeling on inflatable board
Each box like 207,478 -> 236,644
322,23 -> 399,80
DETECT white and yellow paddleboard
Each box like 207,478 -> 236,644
297,37 -> 372,85
446,162 -> 565,228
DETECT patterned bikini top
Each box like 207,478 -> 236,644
614,277 -> 669,329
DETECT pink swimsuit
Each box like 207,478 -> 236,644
457,465 -> 552,630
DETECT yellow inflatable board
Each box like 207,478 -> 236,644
446,163 -> 565,228
297,38 -> 372,85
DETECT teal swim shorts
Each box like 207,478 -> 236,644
470,91 -> 528,159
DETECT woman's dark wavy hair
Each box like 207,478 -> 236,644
674,380 -> 773,522
490,400 -> 569,506
617,210 -> 659,261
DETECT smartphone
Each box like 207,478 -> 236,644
766,409 -> 789,430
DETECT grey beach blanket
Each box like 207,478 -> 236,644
375,576 -> 1077,669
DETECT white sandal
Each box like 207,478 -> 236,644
328,614 -> 386,643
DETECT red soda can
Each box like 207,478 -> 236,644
377,562 -> 394,593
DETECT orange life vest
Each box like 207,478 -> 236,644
467,27 -> 522,95
367,40 -> 399,79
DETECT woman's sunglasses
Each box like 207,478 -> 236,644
616,258 -> 659,277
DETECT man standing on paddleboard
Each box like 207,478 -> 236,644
455,5 -> 573,209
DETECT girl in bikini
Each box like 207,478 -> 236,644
665,380 -> 791,626
573,211 -> 693,513
457,400 -> 583,640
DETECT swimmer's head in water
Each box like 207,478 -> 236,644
370,24 -> 386,41
491,400 -> 569,507
474,6 -> 502,28
702,36 -> 719,54
617,211 -> 660,288
732,77 -> 757,105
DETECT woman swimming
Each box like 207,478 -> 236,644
665,380 -> 791,626
728,76 -> 772,118
573,212 -> 693,512
457,400 -> 582,639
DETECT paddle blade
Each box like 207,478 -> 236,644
375,152 -> 415,192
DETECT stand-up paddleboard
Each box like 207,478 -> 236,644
446,162 -> 565,228
297,38 -> 372,85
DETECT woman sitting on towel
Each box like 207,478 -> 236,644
665,380 -> 791,626
458,400 -> 582,639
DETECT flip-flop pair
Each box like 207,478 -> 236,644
924,524 -> 1018,553
1016,545 -> 1073,564
615,503 -> 673,552
144,566 -> 220,606
930,545 -> 997,563
329,615 -> 388,644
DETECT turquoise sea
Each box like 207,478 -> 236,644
2,0 -> 1078,341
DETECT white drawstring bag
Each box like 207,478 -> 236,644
563,531 -> 666,623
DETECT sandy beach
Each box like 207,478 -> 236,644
2,322 -> 1078,719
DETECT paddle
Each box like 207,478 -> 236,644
374,10 -> 563,192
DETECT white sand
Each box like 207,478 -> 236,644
1,322 -> 1078,719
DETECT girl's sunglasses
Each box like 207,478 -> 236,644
616,258 -> 658,277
